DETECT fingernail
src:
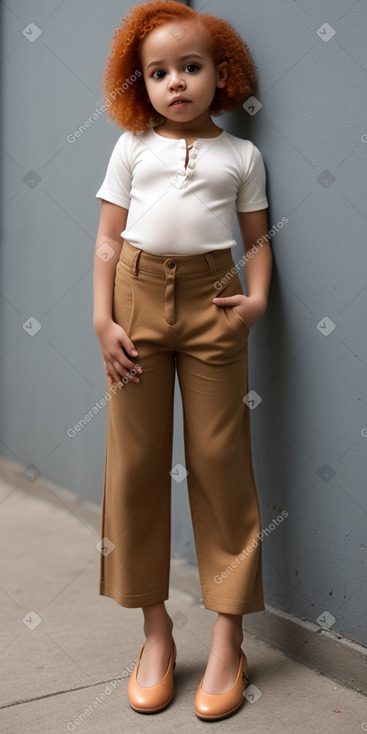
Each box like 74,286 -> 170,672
132,349 -> 138,355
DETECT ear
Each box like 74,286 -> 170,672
216,60 -> 228,89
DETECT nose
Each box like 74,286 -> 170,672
168,71 -> 185,91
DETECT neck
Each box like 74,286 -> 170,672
154,111 -> 222,139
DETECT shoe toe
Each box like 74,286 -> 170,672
194,649 -> 248,721
127,639 -> 177,713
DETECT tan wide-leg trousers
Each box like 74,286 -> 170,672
99,239 -> 265,615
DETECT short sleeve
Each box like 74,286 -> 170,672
95,132 -> 132,208
236,143 -> 268,212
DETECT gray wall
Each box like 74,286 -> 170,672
196,0 -> 367,648
1,1 -> 366,647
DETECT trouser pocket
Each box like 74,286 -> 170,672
214,270 -> 251,334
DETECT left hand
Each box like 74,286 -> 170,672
212,294 -> 267,330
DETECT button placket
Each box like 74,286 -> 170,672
169,139 -> 202,188
185,139 -> 201,177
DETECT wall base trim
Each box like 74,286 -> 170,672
243,604 -> 367,696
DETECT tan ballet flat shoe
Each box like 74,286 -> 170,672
127,638 -> 177,713
194,647 -> 249,721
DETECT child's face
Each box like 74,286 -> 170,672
138,20 -> 227,127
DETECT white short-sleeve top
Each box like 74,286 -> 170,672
95,127 -> 268,255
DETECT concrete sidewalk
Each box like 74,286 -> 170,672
0,475 -> 366,734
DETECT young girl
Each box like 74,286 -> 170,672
94,0 -> 272,721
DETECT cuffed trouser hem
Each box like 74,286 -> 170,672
99,582 -> 169,609
201,596 -> 266,616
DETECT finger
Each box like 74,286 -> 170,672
122,340 -> 138,359
118,342 -> 143,376
212,296 -> 239,306
121,344 -> 138,367
113,360 -> 140,384
108,366 -> 123,385
120,346 -> 143,375
128,339 -> 138,357
104,357 -> 121,385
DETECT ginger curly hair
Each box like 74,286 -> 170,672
99,0 -> 257,133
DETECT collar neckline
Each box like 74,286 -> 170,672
150,127 -> 225,143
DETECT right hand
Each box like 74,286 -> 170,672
94,320 -> 142,386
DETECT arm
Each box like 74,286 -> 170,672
213,209 -> 273,329
93,200 -> 128,330
93,200 -> 142,386
237,208 -> 273,307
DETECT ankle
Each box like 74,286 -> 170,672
143,614 -> 173,641
211,621 -> 243,648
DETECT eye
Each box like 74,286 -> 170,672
152,69 -> 166,79
151,64 -> 200,79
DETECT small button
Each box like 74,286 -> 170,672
187,161 -> 195,168
167,260 -> 175,269
193,141 -> 202,149
186,171 -> 193,179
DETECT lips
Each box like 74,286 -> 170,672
169,98 -> 190,106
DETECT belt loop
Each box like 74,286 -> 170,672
130,247 -> 142,277
204,252 -> 217,281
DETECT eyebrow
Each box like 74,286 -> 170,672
146,53 -> 204,70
